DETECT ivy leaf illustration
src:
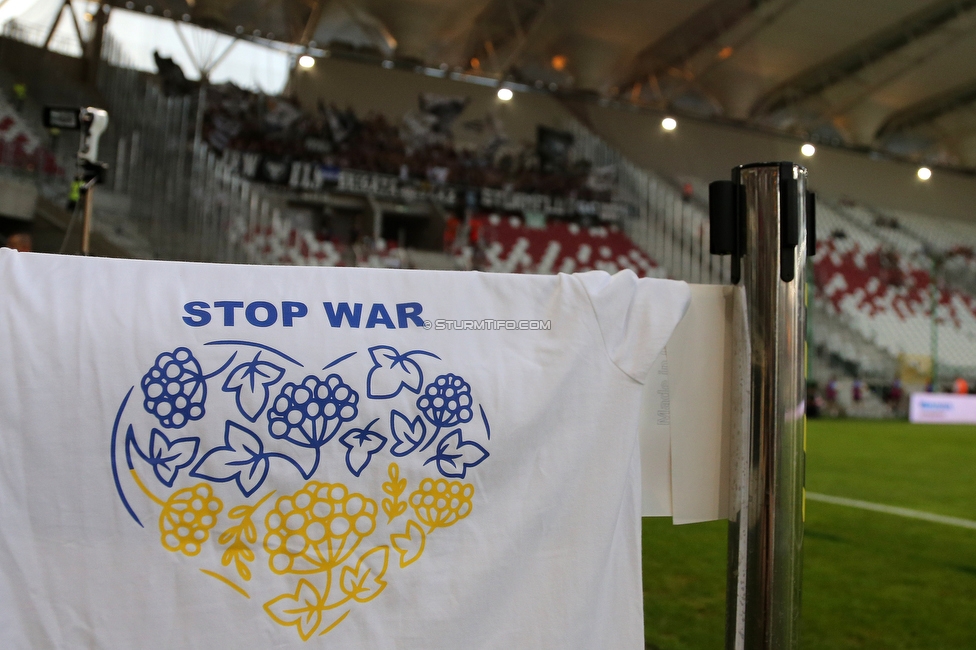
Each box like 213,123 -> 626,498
264,579 -> 322,641
146,428 -> 199,488
366,346 -> 438,399
339,419 -> 387,477
390,520 -> 426,568
339,545 -> 389,603
389,410 -> 427,457
424,429 -> 489,479
222,353 -> 285,422
190,421 -> 270,497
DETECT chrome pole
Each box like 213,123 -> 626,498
713,163 -> 809,650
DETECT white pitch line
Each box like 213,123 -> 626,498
806,492 -> 976,531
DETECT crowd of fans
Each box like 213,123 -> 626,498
202,83 -> 611,201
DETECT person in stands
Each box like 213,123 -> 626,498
954,376 -> 969,395
1,231 -> 31,251
67,178 -> 83,211
825,377 -> 837,404
12,81 -> 26,112
443,213 -> 459,253
888,379 -> 903,409
806,382 -> 822,418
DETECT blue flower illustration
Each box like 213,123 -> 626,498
339,419 -> 387,477
141,347 -> 207,429
416,374 -> 474,451
267,374 -> 359,449
417,374 -> 474,429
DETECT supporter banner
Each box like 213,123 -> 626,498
221,151 -> 632,220
479,186 -> 632,222
0,250 -> 689,649
334,169 -> 457,206
909,392 -> 976,424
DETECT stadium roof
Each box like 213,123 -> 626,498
98,0 -> 976,168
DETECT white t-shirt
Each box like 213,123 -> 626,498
0,250 -> 689,649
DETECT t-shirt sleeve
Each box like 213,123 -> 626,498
577,270 -> 691,384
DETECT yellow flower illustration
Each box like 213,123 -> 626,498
264,481 -> 377,574
409,478 -> 474,532
160,483 -> 223,556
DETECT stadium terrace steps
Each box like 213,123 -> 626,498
810,301 -> 897,380
814,224 -> 976,375
474,215 -> 664,277
826,199 -> 924,256
228,210 -> 665,276
821,377 -> 897,419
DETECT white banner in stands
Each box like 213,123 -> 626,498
0,250 -> 691,649
909,392 -> 976,424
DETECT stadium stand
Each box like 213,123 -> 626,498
662,174 -> 976,383
203,83 -> 609,201
8,18 -> 976,406
465,215 -> 664,277
814,200 -> 976,377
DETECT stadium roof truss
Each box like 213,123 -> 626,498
48,0 -> 976,169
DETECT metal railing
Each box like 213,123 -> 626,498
569,122 -> 730,285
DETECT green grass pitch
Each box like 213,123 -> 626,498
642,419 -> 976,649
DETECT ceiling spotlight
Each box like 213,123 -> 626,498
661,117 -> 677,131
917,166 -> 932,181
801,143 -> 816,157
298,55 -> 315,69
497,87 -> 513,101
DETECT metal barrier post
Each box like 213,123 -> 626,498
711,162 -> 811,650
